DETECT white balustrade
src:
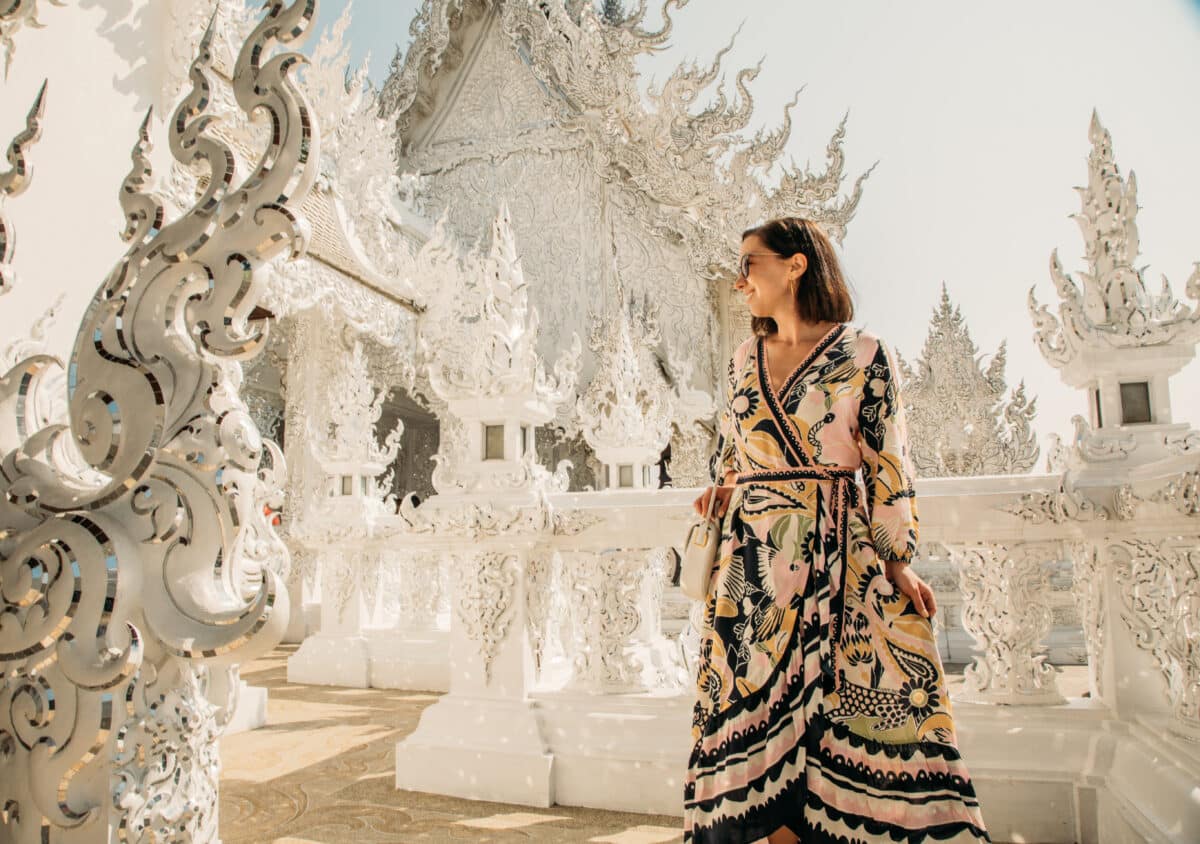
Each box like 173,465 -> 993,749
946,541 -> 1066,705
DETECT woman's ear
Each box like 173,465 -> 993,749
790,252 -> 808,281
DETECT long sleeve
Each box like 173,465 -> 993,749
708,354 -> 738,485
856,338 -> 919,563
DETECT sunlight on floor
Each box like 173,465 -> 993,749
220,646 -> 685,843
455,812 -> 571,829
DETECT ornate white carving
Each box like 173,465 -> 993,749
390,550 -> 443,631
525,550 -> 555,674
1044,433 -> 1070,474
563,550 -> 645,692
667,421 -> 713,489
665,342 -> 718,431
322,550 -> 378,624
220,364 -> 291,586
243,386 -> 283,443
577,284 -> 674,482
999,476 -> 1109,524
162,0 -> 424,344
423,203 -> 580,408
396,489 -> 598,539
159,0 -> 257,113
899,286 -> 1038,476
1068,541 -> 1105,697
412,203 -> 581,504
1029,112 -> 1200,366
0,4 -> 316,840
0,295 -> 69,457
635,546 -> 689,691
1166,430 -> 1200,456
1113,483 -> 1138,521
315,339 -> 403,473
452,551 -> 517,683
0,0 -> 63,76
1068,414 -> 1136,463
304,5 -> 425,291
0,80 -> 44,296
111,661 -> 221,842
1108,538 -> 1200,740
1147,470 -> 1200,518
388,0 -> 869,408
948,542 -> 1066,705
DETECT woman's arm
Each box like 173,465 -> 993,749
857,337 -> 919,569
709,340 -> 753,486
708,353 -> 738,485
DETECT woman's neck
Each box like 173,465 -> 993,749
771,312 -> 832,346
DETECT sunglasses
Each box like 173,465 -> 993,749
737,251 -> 787,280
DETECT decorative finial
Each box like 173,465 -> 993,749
0,78 -> 46,296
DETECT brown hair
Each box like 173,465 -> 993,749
741,217 -> 854,335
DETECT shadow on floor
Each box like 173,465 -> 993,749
219,645 -> 685,843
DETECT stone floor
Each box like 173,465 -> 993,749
220,645 -> 1090,843
219,645 -> 685,843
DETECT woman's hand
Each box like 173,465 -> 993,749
693,485 -> 734,519
886,560 -> 936,619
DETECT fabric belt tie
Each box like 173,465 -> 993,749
733,466 -> 860,696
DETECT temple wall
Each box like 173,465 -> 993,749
404,9 -> 719,389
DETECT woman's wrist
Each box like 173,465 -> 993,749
884,558 -> 910,581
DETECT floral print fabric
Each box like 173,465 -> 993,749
685,324 -> 990,843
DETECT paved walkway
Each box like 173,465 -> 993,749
220,645 -> 1090,843
219,645 -> 684,843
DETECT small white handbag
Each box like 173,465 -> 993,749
680,409 -> 733,602
680,483 -> 723,601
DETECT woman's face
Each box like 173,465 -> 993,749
735,234 -> 803,319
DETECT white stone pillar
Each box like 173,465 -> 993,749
287,550 -> 376,687
394,543 -> 554,806
367,549 -> 451,691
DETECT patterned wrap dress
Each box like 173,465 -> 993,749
684,324 -> 990,843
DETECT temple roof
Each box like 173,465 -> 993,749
378,0 -> 871,280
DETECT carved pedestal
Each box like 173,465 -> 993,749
207,666 -> 269,736
287,551 -> 376,687
366,550 -> 451,692
394,545 -> 554,806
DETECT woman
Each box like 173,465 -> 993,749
685,218 -> 990,843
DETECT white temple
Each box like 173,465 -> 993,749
0,1 -> 1198,842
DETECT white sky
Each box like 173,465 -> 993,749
315,0 -> 1200,457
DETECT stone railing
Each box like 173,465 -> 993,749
283,464 -> 1199,840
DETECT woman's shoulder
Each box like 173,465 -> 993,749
731,335 -> 758,367
841,324 -> 903,370
843,324 -> 891,355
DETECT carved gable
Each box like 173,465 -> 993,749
416,11 -> 560,153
